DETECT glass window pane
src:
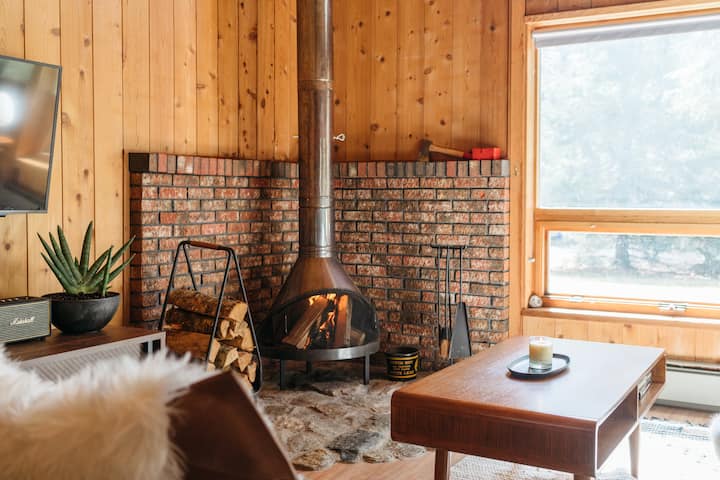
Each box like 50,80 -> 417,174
547,231 -> 720,303
538,29 -> 720,209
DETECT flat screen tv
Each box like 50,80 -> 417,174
0,55 -> 61,216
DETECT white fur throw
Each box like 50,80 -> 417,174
0,347 -> 211,480
712,414 -> 720,460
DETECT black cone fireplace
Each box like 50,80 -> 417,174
260,0 -> 379,386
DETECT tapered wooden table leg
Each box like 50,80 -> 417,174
434,449 -> 451,480
630,423 -> 640,479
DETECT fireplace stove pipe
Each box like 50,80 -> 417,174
267,0 -> 362,312
297,0 -> 334,259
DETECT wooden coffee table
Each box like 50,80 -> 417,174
391,336 -> 665,480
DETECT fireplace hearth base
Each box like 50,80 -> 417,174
266,341 -> 379,388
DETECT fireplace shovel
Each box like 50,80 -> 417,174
449,247 -> 471,361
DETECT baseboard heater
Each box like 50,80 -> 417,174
656,360 -> 720,412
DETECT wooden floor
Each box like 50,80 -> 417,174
303,405 -> 715,480
304,450 -> 466,480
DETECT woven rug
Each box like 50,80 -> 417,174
451,419 -> 720,480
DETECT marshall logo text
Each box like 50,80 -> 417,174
10,316 -> 35,326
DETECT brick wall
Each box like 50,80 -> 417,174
128,154 -> 299,327
333,160 -> 510,365
128,153 -> 510,367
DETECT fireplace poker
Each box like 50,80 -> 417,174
434,244 -> 452,360
445,246 -> 452,354
435,245 -> 449,359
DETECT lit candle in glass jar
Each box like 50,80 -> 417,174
529,336 -> 553,370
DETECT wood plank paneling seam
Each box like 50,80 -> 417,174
25,0 -> 64,297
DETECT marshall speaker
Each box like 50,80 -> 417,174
0,296 -> 51,344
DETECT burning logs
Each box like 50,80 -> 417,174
282,296 -> 330,348
279,293 -> 363,350
164,289 -> 257,386
333,295 -> 352,347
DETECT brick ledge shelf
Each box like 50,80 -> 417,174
128,153 -> 510,366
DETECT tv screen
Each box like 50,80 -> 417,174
0,55 -> 61,215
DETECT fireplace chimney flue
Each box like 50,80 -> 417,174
297,0 -> 334,259
267,0 -> 364,308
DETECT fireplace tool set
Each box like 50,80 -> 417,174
434,244 -> 472,363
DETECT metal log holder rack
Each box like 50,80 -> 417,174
159,240 -> 262,392
432,243 -> 472,364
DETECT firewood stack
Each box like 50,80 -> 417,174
164,288 -> 257,390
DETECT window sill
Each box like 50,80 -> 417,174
521,307 -> 720,330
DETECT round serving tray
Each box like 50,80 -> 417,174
507,353 -> 570,379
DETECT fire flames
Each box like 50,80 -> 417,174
306,293 -> 337,349
309,293 -> 336,305
281,292 -> 357,349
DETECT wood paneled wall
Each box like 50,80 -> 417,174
0,0 -> 512,323
523,314 -> 720,362
526,0 -> 662,15
334,0 -> 508,161
0,0 -> 120,309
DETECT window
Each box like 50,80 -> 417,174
531,13 -> 720,317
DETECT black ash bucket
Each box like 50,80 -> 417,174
386,346 -> 419,381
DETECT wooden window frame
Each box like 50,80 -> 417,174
525,2 -> 720,320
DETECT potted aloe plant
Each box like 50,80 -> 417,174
38,222 -> 135,333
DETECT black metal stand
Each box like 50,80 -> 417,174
279,360 -> 286,389
277,354 -> 371,389
363,354 -> 370,385
159,240 -> 263,392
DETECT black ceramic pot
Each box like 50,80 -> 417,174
44,292 -> 120,334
